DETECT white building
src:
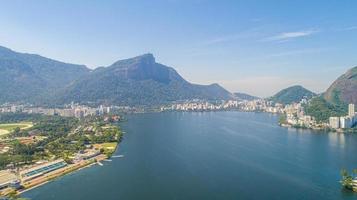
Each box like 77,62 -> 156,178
20,159 -> 67,182
73,150 -> 101,163
340,116 -> 353,129
329,117 -> 340,129
349,103 -> 355,117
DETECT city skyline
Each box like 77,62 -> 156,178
1,1 -> 357,97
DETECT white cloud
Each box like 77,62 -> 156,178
263,29 -> 319,42
264,48 -> 331,58
203,34 -> 244,45
201,26 -> 265,46
339,26 -> 357,31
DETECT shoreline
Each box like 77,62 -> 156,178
18,161 -> 98,195
15,152 -> 113,197
9,124 -> 123,197
280,122 -> 356,133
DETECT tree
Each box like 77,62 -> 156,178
278,114 -> 287,125
13,127 -> 20,134
353,169 -> 357,177
341,169 -> 354,190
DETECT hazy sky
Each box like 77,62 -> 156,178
1,0 -> 357,97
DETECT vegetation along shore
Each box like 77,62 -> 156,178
0,112 -> 123,199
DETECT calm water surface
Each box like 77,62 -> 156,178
24,112 -> 357,199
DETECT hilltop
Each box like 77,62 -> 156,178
268,85 -> 315,104
57,54 -> 232,105
234,92 -> 260,101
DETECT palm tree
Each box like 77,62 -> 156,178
341,169 -> 353,190
353,169 -> 357,177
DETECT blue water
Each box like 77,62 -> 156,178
23,112 -> 357,199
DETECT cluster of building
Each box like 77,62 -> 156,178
160,99 -> 291,114
329,104 -> 357,129
73,149 -> 101,163
0,148 -> 103,194
282,101 -> 319,128
160,98 -> 327,129
232,96 -> 356,131
245,98 -> 319,128
276,101 -> 356,130
160,100 -> 240,111
0,103 -> 120,118
19,159 -> 68,182
0,159 -> 67,191
236,99 -> 286,113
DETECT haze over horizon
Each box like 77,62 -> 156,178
1,0 -> 357,97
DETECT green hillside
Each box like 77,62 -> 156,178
269,85 -> 315,104
304,96 -> 347,122
0,46 -> 232,106
57,54 -> 232,106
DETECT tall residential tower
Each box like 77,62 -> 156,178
348,103 -> 355,117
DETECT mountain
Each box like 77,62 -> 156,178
57,54 -> 232,105
0,46 -> 231,106
233,92 -> 260,101
324,66 -> 357,105
0,46 -> 90,103
269,85 -> 315,104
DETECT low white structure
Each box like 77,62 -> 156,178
20,159 -> 67,182
73,150 -> 101,163
0,170 -> 20,189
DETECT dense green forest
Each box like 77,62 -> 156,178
304,96 -> 347,122
269,85 -> 315,105
0,113 -> 43,123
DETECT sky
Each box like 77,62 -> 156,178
0,0 -> 357,97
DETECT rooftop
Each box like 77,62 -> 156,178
0,171 -> 18,186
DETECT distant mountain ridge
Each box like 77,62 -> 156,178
233,92 -> 260,101
0,46 -> 90,103
269,85 -> 315,104
0,46 -> 232,105
58,54 -> 232,105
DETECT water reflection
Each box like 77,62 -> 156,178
328,132 -> 346,149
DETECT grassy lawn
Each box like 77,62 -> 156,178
93,142 -> 118,149
0,129 -> 9,136
0,122 -> 33,136
101,142 -> 117,150
93,142 -> 118,157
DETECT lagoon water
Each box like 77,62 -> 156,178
24,112 -> 357,199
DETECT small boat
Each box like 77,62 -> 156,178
112,155 -> 124,158
97,162 -> 103,166
104,159 -> 112,162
